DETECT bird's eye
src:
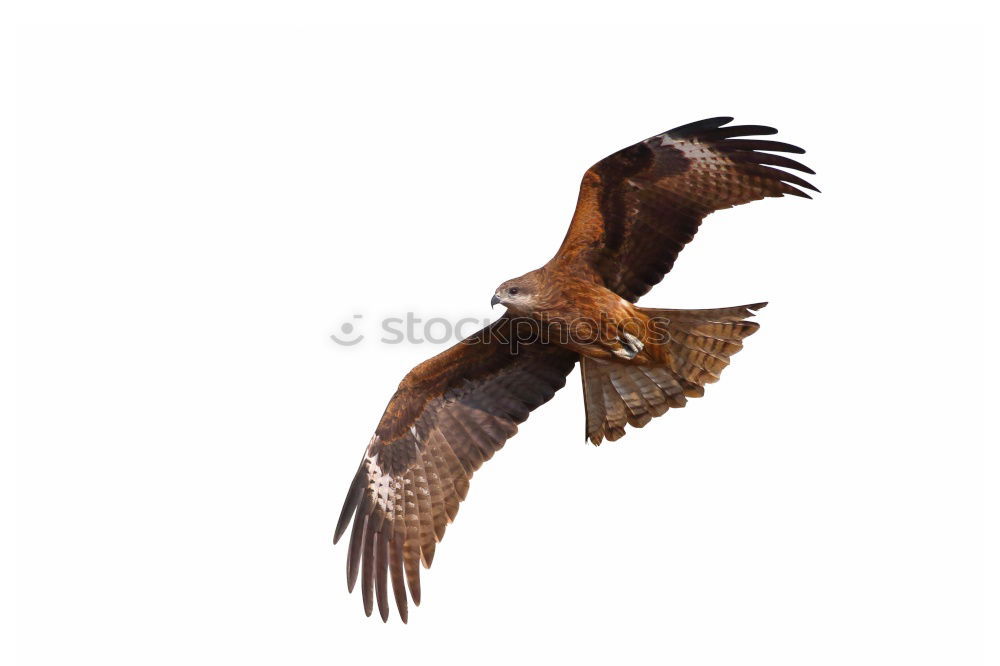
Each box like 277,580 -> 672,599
509,287 -> 519,295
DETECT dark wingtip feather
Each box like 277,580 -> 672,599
333,466 -> 365,544
346,512 -> 367,592
736,151 -> 815,175
375,532 -> 391,622
404,545 -> 422,607
361,523 -> 376,616
784,186 -> 813,199
665,116 -> 734,139
422,543 -> 436,568
702,124 -> 779,140
389,537 -> 409,623
763,166 -> 820,193
724,138 -> 806,154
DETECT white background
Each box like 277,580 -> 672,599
6,5 -> 995,665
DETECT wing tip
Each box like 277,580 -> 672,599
661,119 -> 818,190
664,116 -> 734,139
784,186 -> 814,199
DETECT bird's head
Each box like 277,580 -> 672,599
491,271 -> 542,313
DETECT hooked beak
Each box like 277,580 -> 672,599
490,294 -> 502,308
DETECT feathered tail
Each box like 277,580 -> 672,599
581,302 -> 765,445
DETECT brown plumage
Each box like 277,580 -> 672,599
333,117 -> 817,621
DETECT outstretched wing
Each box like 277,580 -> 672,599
556,117 -> 818,302
333,316 -> 577,622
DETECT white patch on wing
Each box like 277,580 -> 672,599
363,450 -> 395,512
658,137 -> 725,167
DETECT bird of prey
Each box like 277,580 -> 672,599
333,117 -> 817,622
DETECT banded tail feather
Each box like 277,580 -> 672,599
581,303 -> 766,445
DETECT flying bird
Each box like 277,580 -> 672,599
333,117 -> 817,622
